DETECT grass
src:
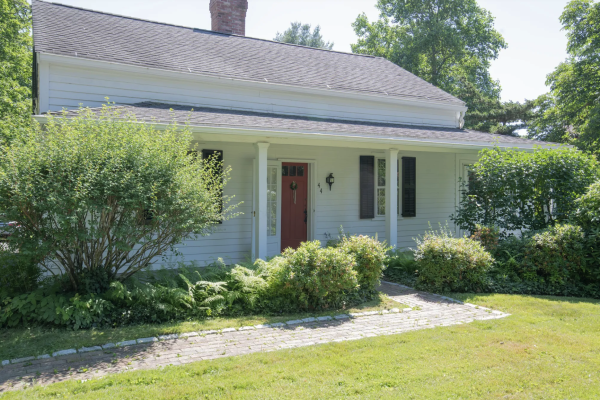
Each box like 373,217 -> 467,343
1,293 -> 599,399
0,292 -> 402,361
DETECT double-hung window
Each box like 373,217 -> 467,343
375,159 -> 400,216
360,155 -> 415,219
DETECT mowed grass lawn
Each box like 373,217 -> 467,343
2,294 -> 599,399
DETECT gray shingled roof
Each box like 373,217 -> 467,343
32,0 -> 464,106
48,102 -> 542,146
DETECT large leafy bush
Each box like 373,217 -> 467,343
272,241 -> 359,310
452,147 -> 598,233
573,181 -> 600,229
0,106 -> 237,291
522,224 -> 587,285
415,227 -> 494,292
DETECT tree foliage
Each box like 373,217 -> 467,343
451,147 -> 599,234
351,0 -> 520,133
0,0 -> 32,144
528,0 -> 600,154
274,22 -> 334,50
0,106 -> 238,291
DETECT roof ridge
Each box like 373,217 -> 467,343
33,0 -> 380,59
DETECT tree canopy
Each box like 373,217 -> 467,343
527,0 -> 600,155
274,22 -> 334,50
352,0 -> 519,132
0,0 -> 32,145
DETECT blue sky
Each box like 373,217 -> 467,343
47,0 -> 571,103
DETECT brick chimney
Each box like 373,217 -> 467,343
209,0 -> 249,36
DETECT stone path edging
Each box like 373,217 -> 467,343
0,306 -> 413,368
0,282 -> 511,392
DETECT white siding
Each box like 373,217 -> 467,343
152,142 -> 464,268
44,62 -> 459,128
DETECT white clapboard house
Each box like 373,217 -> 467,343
31,0 -> 547,266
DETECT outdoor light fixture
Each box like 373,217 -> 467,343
326,173 -> 335,191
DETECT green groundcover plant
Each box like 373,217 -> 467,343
0,235 -> 389,330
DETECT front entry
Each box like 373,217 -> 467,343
281,163 -> 308,251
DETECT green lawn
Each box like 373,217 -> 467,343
1,293 -> 599,399
0,293 -> 402,361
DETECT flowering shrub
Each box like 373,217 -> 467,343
339,235 -> 389,290
415,227 -> 494,292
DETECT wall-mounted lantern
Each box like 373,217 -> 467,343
326,173 -> 335,191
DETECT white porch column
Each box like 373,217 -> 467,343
385,148 -> 399,248
253,142 -> 270,260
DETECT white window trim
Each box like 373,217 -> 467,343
266,163 -> 281,238
374,158 -> 402,220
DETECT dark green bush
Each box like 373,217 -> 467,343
415,228 -> 494,292
338,235 -> 389,290
522,224 -> 586,285
470,224 -> 500,254
491,235 -> 528,282
573,181 -> 600,229
0,249 -> 43,298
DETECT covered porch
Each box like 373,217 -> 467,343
35,102 -> 540,266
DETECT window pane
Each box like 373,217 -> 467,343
297,166 -> 304,177
378,159 -> 386,187
282,166 -> 288,176
267,167 -> 278,236
290,166 -> 297,176
377,188 -> 386,216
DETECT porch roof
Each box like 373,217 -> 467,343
40,102 -> 547,148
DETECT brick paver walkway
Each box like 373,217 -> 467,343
0,282 -> 509,392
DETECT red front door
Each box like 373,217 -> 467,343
281,163 -> 308,251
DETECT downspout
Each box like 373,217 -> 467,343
32,48 -> 38,115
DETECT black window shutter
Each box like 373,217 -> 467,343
402,157 -> 416,217
202,149 -> 224,223
360,156 -> 375,219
